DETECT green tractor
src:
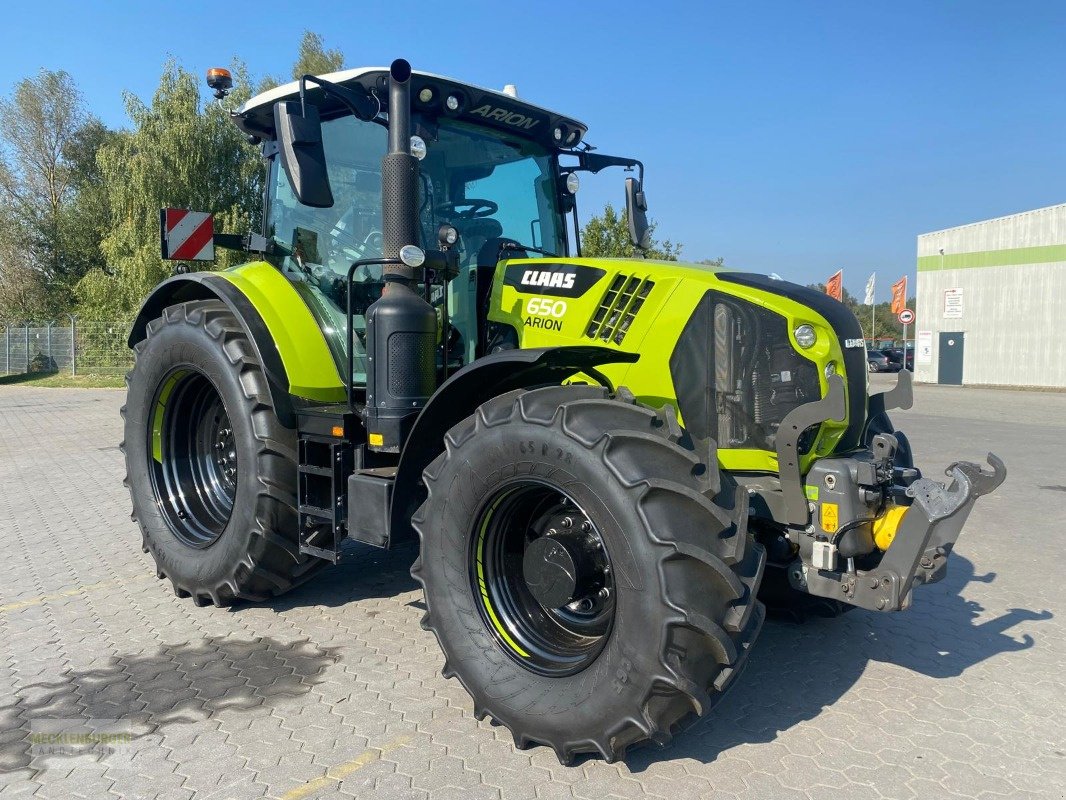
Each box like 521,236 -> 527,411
123,59 -> 1004,763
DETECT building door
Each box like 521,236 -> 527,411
938,332 -> 964,385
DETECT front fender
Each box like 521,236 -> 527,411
384,346 -> 639,548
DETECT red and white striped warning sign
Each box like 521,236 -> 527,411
160,208 -> 215,261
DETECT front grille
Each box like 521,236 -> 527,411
585,274 -> 654,345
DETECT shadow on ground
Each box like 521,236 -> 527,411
0,635 -> 340,772
0,371 -> 56,386
227,539 -> 1053,771
81,540 -> 1050,774
621,554 -> 1052,771
260,540 -> 421,613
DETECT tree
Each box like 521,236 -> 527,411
292,31 -> 344,80
0,69 -> 104,315
0,214 -> 50,320
75,60 -> 262,319
581,202 -> 681,261
57,118 -> 118,292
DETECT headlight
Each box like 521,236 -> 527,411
824,361 -> 837,379
437,224 -> 459,247
565,172 -> 580,194
794,324 -> 817,349
409,135 -> 427,160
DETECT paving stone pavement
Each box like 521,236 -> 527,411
0,379 -> 1063,799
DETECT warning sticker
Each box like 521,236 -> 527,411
821,502 -> 839,534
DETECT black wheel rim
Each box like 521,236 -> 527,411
471,480 -> 615,676
148,368 -> 236,548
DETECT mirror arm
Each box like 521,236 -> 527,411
298,74 -> 378,122
573,152 -> 644,180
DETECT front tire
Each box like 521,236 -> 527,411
122,301 -> 326,606
412,385 -> 765,763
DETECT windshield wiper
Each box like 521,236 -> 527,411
500,241 -> 557,259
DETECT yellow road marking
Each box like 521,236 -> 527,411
279,736 -> 412,800
0,574 -> 153,614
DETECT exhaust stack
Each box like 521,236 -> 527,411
364,59 -> 437,453
381,59 -> 420,279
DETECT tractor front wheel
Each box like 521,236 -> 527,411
122,300 -> 325,606
412,385 -> 765,763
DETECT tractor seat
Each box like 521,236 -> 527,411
455,218 -> 504,266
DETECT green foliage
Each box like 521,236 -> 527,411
0,30 -> 344,322
580,202 -> 681,261
75,59 -> 262,319
292,31 -> 345,80
0,69 -> 100,317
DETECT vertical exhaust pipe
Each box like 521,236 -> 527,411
364,59 -> 437,453
381,59 -> 419,280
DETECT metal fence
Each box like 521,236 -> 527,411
0,319 -> 135,376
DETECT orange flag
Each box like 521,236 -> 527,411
891,276 -> 907,315
825,270 -> 843,301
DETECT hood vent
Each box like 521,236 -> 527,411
585,274 -> 654,345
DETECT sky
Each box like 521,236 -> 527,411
4,0 -> 1064,299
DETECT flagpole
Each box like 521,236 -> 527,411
871,302 -> 875,344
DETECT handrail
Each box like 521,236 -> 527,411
345,257 -> 403,411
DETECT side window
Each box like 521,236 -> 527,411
269,115 -> 386,277
267,115 -> 387,386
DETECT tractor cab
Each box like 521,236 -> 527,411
235,67 -> 614,382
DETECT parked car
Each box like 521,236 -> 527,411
880,348 -> 914,370
868,350 -> 901,373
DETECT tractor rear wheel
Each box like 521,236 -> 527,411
122,300 -> 326,606
412,385 -> 765,763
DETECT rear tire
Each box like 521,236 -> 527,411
412,385 -> 765,763
122,301 -> 326,606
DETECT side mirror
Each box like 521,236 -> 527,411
274,101 -> 333,208
625,176 -> 651,251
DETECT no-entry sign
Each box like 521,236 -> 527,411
897,309 -> 915,325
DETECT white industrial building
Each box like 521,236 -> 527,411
914,202 -> 1066,388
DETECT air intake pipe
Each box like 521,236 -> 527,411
364,59 -> 437,453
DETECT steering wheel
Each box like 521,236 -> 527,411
331,228 -> 384,266
435,199 -> 498,219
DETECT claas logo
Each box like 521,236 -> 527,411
520,270 -> 576,290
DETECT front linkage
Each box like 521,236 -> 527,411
756,370 -> 1006,613
794,452 -> 1005,611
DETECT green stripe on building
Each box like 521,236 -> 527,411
917,244 -> 1066,271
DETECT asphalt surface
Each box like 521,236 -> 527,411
0,375 -> 1063,799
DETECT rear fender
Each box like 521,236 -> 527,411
128,263 -> 345,427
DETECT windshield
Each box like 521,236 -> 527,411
267,113 -> 566,384
416,118 -> 566,263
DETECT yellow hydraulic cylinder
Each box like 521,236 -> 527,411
873,504 -> 909,551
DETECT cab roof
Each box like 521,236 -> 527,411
237,67 -> 588,151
